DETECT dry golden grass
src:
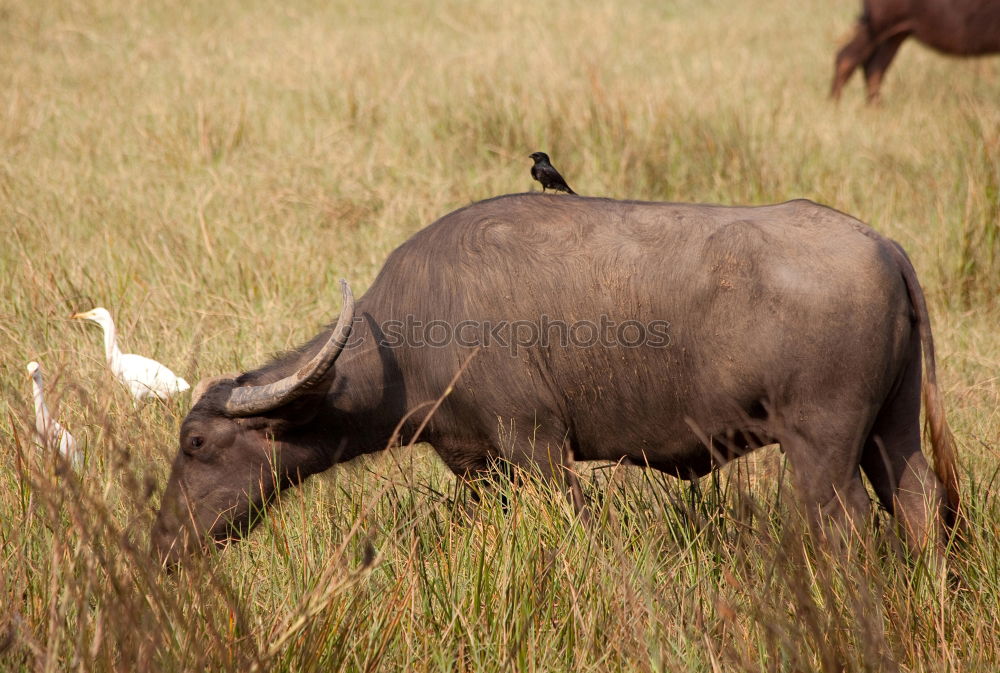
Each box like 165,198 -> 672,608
1,0 -> 998,670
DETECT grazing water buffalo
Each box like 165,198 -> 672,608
152,194 -> 960,566
831,0 -> 1000,102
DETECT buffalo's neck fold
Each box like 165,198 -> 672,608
315,317 -> 410,467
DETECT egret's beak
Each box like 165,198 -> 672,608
71,311 -> 89,321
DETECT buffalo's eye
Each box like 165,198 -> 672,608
189,436 -> 205,451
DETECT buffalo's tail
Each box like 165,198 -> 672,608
887,241 -> 961,533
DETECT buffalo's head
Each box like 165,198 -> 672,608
151,282 -> 354,568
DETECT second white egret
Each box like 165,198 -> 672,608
73,307 -> 191,400
26,361 -> 83,469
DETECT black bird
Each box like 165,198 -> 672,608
529,152 -> 576,195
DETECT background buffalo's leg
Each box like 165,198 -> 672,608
832,23 -> 876,100
861,340 -> 946,557
777,412 -> 873,546
863,33 -> 908,103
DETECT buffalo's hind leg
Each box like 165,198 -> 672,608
832,22 -> 876,100
777,409 -> 873,547
862,32 -> 908,104
861,345 -> 947,557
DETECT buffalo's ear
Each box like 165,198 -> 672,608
191,373 -> 241,407
259,392 -> 326,430
235,386 -> 330,434
261,368 -> 349,428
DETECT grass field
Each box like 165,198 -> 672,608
2,0 -> 999,670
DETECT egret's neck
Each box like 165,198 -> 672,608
101,319 -> 123,367
31,375 -> 52,426
31,376 -> 48,416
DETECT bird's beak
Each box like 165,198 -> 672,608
71,311 -> 88,321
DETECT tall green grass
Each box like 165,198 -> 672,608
2,0 -> 999,670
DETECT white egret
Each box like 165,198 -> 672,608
72,307 -> 191,400
26,361 -> 83,469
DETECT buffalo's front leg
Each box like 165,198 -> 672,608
436,444 -> 512,514
496,420 -> 590,522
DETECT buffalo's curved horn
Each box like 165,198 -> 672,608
224,280 -> 355,416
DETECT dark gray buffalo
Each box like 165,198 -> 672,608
831,0 -> 1000,102
152,194 -> 960,566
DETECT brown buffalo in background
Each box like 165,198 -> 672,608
831,0 -> 1000,102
